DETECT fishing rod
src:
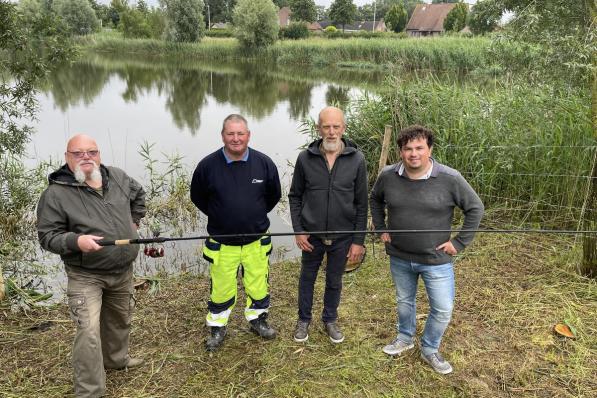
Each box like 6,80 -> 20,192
98,228 -> 597,247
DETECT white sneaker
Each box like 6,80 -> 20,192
421,352 -> 453,374
382,338 -> 415,356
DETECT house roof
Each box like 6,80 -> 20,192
318,20 -> 384,31
406,3 -> 457,32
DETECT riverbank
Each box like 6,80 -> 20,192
2,234 -> 595,397
78,33 -> 499,73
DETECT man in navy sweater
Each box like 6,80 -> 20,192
190,114 -> 281,351
370,125 -> 483,374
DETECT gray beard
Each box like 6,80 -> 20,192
74,164 -> 102,185
322,139 -> 340,153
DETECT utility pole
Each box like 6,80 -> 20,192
372,0 -> 376,31
207,3 -> 211,30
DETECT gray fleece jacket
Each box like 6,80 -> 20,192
289,138 -> 368,244
370,160 -> 484,264
36,164 -> 146,273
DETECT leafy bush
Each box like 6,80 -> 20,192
163,0 -> 205,42
205,28 -> 233,38
280,21 -> 310,40
232,0 -> 279,49
52,0 -> 100,35
120,9 -> 152,38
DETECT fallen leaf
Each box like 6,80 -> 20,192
553,323 -> 575,339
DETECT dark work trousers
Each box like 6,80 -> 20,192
298,235 -> 352,323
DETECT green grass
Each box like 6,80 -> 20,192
1,234 -> 595,397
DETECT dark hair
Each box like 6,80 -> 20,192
397,125 -> 434,149
221,114 -> 248,134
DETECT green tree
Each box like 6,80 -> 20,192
1,0 -> 73,296
136,0 -> 148,14
385,3 -> 407,33
108,0 -> 128,27
468,0 -> 499,35
315,5 -> 326,20
204,0 -> 236,24
120,8 -> 152,37
88,0 -> 111,26
289,0 -> 316,22
329,0 -> 356,32
272,0 -> 289,8
232,0 -> 279,49
443,2 -> 467,32
16,0 -> 45,23
163,0 -> 205,42
52,0 -> 100,35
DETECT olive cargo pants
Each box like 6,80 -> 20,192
66,265 -> 135,398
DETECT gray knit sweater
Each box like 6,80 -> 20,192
370,160 -> 484,265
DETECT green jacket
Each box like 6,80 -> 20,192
37,164 -> 146,273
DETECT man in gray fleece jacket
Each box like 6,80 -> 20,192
370,125 -> 483,375
37,134 -> 146,397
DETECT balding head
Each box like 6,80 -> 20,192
317,106 -> 345,126
317,106 -> 346,153
65,134 -> 102,186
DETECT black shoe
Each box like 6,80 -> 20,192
206,326 -> 227,351
249,313 -> 276,340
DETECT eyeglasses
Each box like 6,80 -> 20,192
68,150 -> 99,159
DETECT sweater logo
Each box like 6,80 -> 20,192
251,179 -> 264,184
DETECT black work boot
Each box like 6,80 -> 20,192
249,313 -> 276,340
205,326 -> 227,351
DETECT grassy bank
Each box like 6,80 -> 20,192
79,34 -> 498,72
1,234 -> 595,397
342,77 -> 594,228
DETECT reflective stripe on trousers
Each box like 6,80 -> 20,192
203,236 -> 272,326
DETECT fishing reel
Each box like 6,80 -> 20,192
143,246 -> 164,258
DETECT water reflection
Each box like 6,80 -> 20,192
40,56 -> 384,135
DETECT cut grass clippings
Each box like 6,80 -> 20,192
1,234 -> 595,397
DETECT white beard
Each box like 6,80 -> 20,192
322,139 -> 340,153
74,163 -> 102,185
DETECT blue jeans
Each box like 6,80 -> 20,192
389,256 -> 455,356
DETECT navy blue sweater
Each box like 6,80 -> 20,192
190,148 -> 281,245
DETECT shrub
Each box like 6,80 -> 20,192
163,0 -> 205,42
232,0 -> 279,49
280,21 -> 310,40
52,0 -> 100,35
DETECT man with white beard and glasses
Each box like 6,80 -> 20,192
289,106 -> 368,344
37,134 -> 146,397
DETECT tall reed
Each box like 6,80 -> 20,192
343,77 -> 594,227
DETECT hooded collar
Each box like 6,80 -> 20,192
306,138 -> 358,157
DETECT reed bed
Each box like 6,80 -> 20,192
342,77 -> 594,228
79,34 -> 499,73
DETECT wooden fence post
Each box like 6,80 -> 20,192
377,125 -> 393,176
581,0 -> 597,278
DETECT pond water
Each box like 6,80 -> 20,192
25,54 -> 384,299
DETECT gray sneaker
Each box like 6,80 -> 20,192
382,338 -> 415,356
294,320 -> 310,342
324,322 -> 345,343
421,352 -> 453,374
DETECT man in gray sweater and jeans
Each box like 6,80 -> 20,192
370,125 -> 483,374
